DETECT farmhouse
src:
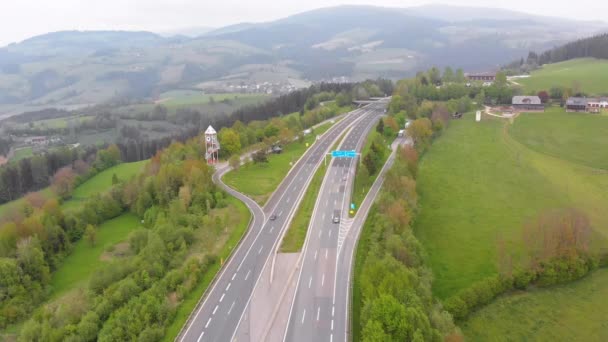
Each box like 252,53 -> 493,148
466,72 -> 496,82
566,97 -> 608,113
512,96 -> 544,111
566,97 -> 588,112
586,97 -> 608,113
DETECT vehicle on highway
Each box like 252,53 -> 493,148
270,214 -> 277,220
333,210 -> 341,224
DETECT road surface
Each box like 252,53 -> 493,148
178,104 -> 384,342
283,100 -> 388,342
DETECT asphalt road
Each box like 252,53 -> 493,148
178,104 -> 382,342
283,101 -> 388,342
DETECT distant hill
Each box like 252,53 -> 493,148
0,4 -> 606,115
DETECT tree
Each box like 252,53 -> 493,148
219,128 -> 242,157
407,118 -> 433,148
52,167 -> 76,199
252,149 -> 268,164
228,155 -> 241,170
428,67 -> 441,85
85,225 -> 97,247
376,119 -> 384,134
455,68 -> 466,83
112,173 -> 119,185
537,90 -> 550,103
443,67 -> 454,83
495,71 -> 508,87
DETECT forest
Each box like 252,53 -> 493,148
504,33 -> 608,74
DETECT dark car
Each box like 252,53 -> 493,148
269,214 -> 277,221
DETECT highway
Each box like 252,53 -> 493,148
283,100 -> 388,342
178,104 -> 383,342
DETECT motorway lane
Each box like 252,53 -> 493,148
283,101 -> 388,342
179,105 -> 379,342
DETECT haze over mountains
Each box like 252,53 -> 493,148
0,4 -> 606,116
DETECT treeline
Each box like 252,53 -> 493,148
226,80 -> 391,127
356,123 -> 460,341
389,68 -> 513,116
0,128 -> 199,206
444,208 -> 607,321
504,33 -> 608,74
2,133 -> 235,341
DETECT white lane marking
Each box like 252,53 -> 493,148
314,250 -> 318,260
329,229 -> 332,238
318,229 -> 322,238
287,197 -> 291,203
330,334 -> 333,342
232,273 -> 236,281
227,301 -> 235,315
258,245 -> 263,254
226,283 -> 231,291
244,269 -> 251,280
322,213 -> 325,220
269,226 -> 274,233
198,332 -> 204,342
325,250 -> 328,259
220,293 -> 225,302
325,199 -> 328,206
316,307 -> 320,321
278,211 -> 283,216
213,305 -> 218,315
332,306 -> 335,317
205,317 -> 212,328
322,273 -> 325,287
331,319 -> 334,331
308,276 -> 313,288
301,310 -> 306,324
334,199 -> 337,206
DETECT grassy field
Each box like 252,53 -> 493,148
158,90 -> 267,108
462,268 -> 608,341
49,213 -> 140,299
223,122 -> 333,205
414,114 -> 570,299
62,160 -> 148,210
517,58 -> 608,95
510,107 -> 608,170
414,110 -> 608,338
162,197 -> 251,341
11,147 -> 33,162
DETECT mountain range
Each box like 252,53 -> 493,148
0,4 -> 606,116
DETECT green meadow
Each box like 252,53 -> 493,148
518,58 -> 608,95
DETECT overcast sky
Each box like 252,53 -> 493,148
1,0 -> 607,47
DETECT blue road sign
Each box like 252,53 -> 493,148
331,150 -> 357,158
351,203 -> 356,210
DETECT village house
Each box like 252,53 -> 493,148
586,97 -> 608,113
466,72 -> 496,82
512,96 -> 544,111
566,97 -> 607,113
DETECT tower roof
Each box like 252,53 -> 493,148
205,125 -> 216,134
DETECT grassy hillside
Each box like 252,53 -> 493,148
462,269 -> 608,341
62,160 -> 148,210
49,213 -> 141,299
510,107 -> 608,170
414,114 -> 568,299
518,58 -> 608,95
415,110 -> 608,338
